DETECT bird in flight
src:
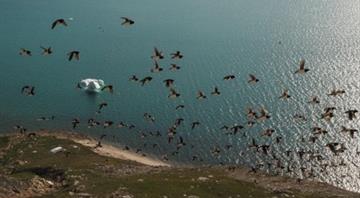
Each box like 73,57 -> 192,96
308,96 -> 320,104
279,90 -> 291,99
101,85 -> 113,94
196,91 -> 207,99
345,110 -> 358,121
51,19 -> 67,29
248,74 -> 259,84
68,51 -> 80,61
19,48 -> 31,56
211,86 -> 220,96
327,89 -> 345,97
129,75 -> 139,82
151,47 -> 164,60
21,85 -> 35,96
168,88 -> 180,99
72,118 -> 80,129
40,46 -> 52,55
121,17 -> 135,26
191,121 -> 200,130
170,51 -> 183,59
169,64 -> 180,71
163,79 -> 174,88
150,61 -> 163,73
256,107 -> 271,121
140,76 -> 153,86
223,75 -> 235,80
175,105 -> 185,110
98,102 -> 108,110
294,59 -> 309,74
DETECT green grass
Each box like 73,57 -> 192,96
119,169 -> 281,198
0,134 -> 357,198
0,136 -> 9,149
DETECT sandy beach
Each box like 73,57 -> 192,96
12,130 -> 171,167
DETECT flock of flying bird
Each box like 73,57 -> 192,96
15,17 -> 360,182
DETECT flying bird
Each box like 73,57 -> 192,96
211,86 -> 220,96
68,51 -> 80,61
170,51 -> 183,59
248,74 -> 259,84
19,48 -> 31,56
196,91 -> 206,99
72,118 -> 80,129
191,121 -> 200,130
163,79 -> 174,87
168,88 -> 180,98
294,59 -> 309,74
21,86 -> 35,96
312,127 -> 328,135
341,126 -> 358,138
51,19 -> 67,29
246,108 -> 257,120
261,128 -> 275,137
308,96 -> 320,104
151,47 -> 164,60
279,90 -> 291,99
140,76 -> 153,86
129,75 -> 139,82
345,110 -> 358,121
98,102 -> 108,110
169,64 -> 180,71
175,105 -> 185,110
327,89 -> 345,97
103,121 -> 114,128
144,113 -> 156,123
321,107 -> 336,122
256,107 -> 270,121
101,85 -> 113,94
121,17 -> 135,26
40,46 -> 52,55
223,75 -> 235,80
150,61 -> 163,73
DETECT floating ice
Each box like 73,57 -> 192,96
79,78 -> 105,93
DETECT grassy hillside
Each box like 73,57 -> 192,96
0,134 -> 357,198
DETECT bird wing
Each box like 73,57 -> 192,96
249,74 -> 256,80
68,52 -> 74,61
21,86 -> 30,93
51,20 -> 58,29
299,59 -> 305,70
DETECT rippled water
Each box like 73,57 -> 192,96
1,0 -> 360,192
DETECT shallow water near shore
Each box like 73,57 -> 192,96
1,0 -> 360,192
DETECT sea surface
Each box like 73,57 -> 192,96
1,0 -> 360,192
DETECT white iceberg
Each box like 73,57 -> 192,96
79,78 -> 105,93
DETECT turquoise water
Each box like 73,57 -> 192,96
1,0 -> 360,192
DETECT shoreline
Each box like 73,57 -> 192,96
1,130 -> 360,197
2,130 -> 171,167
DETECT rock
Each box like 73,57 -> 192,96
197,177 -> 209,182
16,160 -> 27,166
187,195 -> 200,198
50,146 -> 65,154
76,192 -> 92,197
